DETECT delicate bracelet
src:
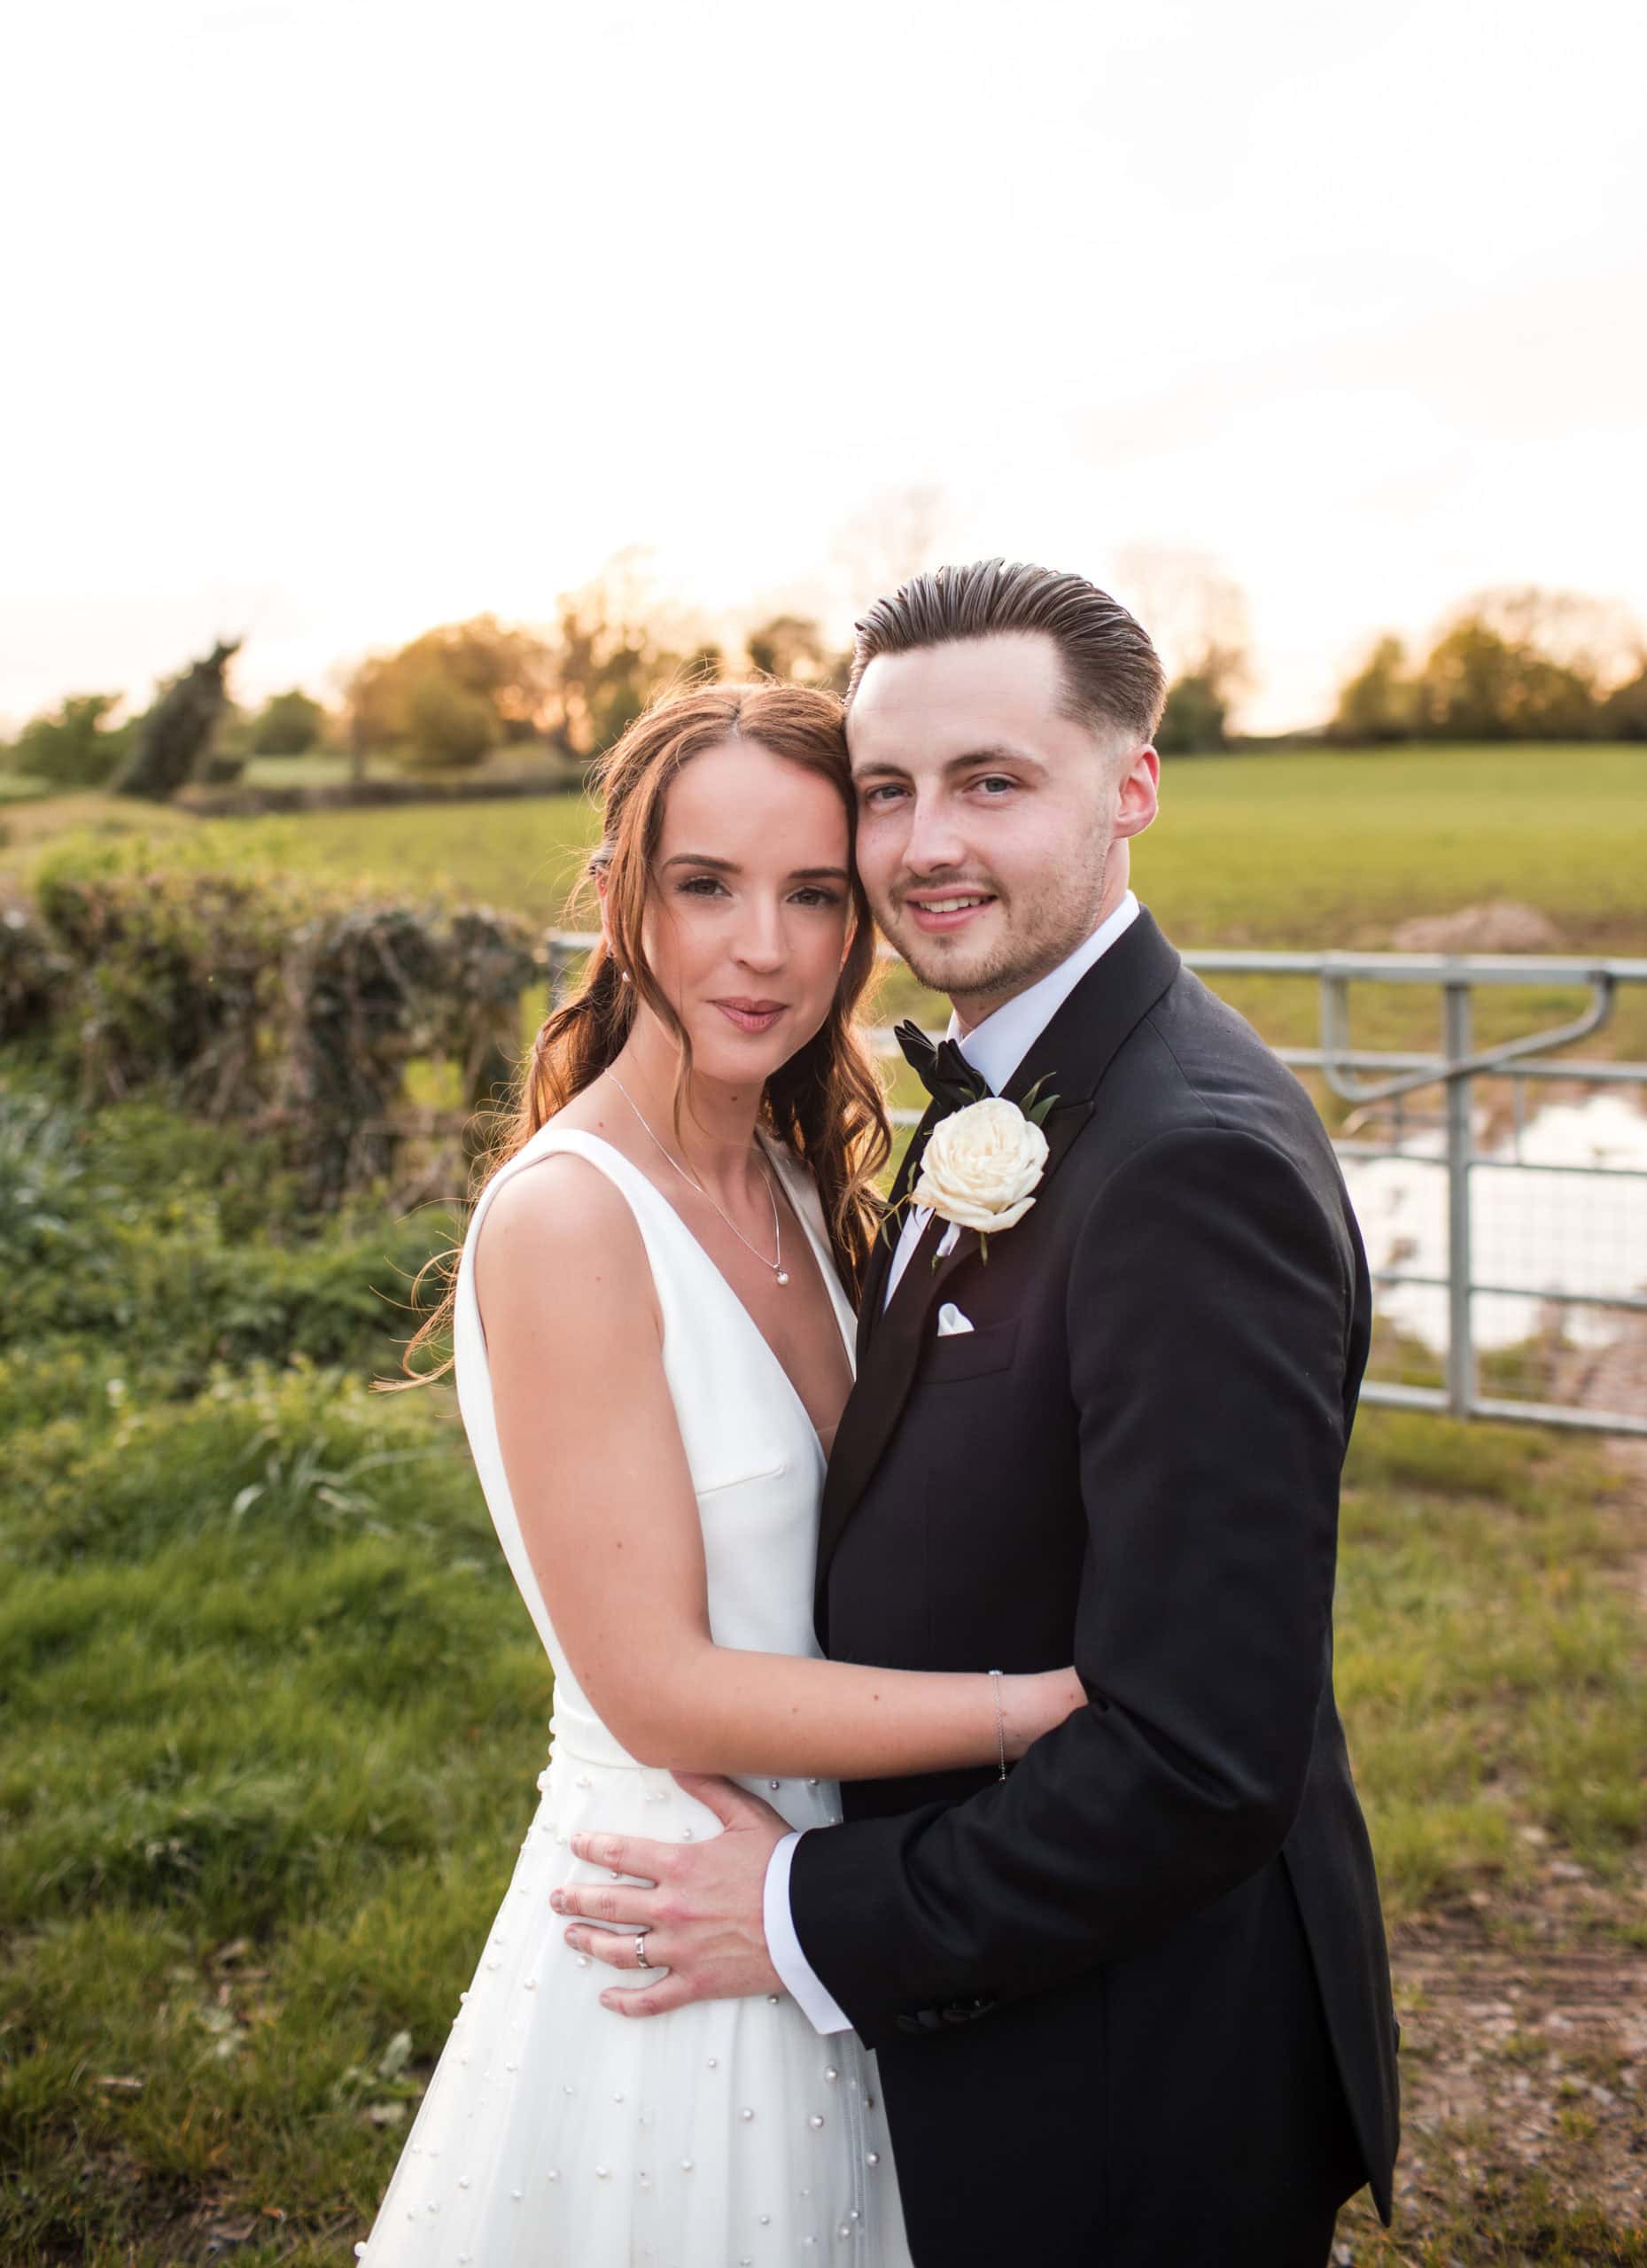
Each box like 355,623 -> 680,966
987,1669 -> 1007,1780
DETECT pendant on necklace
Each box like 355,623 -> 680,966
777,1270 -> 790,1286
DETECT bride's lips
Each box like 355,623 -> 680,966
711,998 -> 788,1035
901,889 -> 998,936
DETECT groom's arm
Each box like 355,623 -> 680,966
787,1123 -> 1355,2048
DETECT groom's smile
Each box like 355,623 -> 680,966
900,886 -> 999,936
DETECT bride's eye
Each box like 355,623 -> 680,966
678,874 -> 729,897
790,886 -> 844,908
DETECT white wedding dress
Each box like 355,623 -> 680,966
354,1124 -> 912,2267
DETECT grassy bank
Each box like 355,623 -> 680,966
3,1068 -> 1644,2263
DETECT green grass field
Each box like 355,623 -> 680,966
3,1080 -> 1643,2264
12,742 -> 1646,943
11,743 -> 1645,1077
4,744 -> 1645,2264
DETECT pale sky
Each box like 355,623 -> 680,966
4,0 -> 1645,733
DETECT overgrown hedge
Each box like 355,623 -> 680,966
3,853 -> 540,1206
0,1084 -> 453,1402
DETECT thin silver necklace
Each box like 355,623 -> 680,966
607,1070 -> 789,1286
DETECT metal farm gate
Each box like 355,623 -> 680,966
545,935 -> 1647,1440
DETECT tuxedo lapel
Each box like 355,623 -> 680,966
816,909 -> 1183,1621
817,1208 -> 975,1606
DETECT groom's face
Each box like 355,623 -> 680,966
849,632 -> 1158,1026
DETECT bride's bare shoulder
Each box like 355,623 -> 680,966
473,1144 -> 651,1324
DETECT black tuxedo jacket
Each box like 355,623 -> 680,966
791,910 -> 1400,2266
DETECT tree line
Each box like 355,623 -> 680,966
2,569 -> 857,796
6,572 -> 1644,800
1330,588 -> 1647,744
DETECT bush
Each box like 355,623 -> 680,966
19,855 -> 538,1206
399,672 -> 497,770
12,695 -> 132,788
1330,636 -> 1419,745
250,688 -> 328,756
0,903 -> 69,1038
0,1079 -> 454,1396
113,640 -> 239,802
33,859 -> 290,1109
1601,665 -> 1647,741
1156,672 -> 1227,755
194,748 -> 247,785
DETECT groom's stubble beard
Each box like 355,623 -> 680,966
884,814 -> 1119,1022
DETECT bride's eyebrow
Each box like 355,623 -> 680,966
662,854 -> 848,882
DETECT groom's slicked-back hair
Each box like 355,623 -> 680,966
847,558 -> 1167,747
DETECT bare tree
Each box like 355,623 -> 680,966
1445,586 -> 1642,693
1112,546 -> 1253,702
831,485 -> 953,615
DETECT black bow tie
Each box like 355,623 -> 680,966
894,1021 -> 992,1114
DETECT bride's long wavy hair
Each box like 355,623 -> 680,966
398,682 -> 891,1382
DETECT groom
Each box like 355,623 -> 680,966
559,560 -> 1401,2264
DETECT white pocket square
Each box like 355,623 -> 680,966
936,1302 -> 975,1337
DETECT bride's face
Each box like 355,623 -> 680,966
639,737 -> 852,1089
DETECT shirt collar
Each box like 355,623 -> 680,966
949,890 -> 1140,1095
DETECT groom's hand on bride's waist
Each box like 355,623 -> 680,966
552,1774 -> 786,2016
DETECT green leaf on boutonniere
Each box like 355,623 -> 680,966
1017,1074 -> 1060,1129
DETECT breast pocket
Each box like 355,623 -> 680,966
917,1320 -> 1018,1386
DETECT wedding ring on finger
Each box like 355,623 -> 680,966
633,1930 -> 654,1970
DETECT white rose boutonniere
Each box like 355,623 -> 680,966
912,1081 -> 1057,1259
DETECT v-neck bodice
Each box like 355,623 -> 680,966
452,1122 -> 858,1776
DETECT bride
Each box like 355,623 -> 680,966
356,683 -> 1083,2265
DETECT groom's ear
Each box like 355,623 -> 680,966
1113,744 -> 1161,840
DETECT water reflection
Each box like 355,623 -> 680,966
1340,1091 -> 1647,1353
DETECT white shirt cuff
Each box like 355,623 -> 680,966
763,1829 -> 853,2034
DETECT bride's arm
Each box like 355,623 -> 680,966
474,1157 -> 1084,1780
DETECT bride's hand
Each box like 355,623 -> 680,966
1000,1667 -> 1087,1761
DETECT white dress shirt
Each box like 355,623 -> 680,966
765,890 -> 1142,2034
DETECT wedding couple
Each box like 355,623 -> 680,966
358,560 -> 1400,2267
